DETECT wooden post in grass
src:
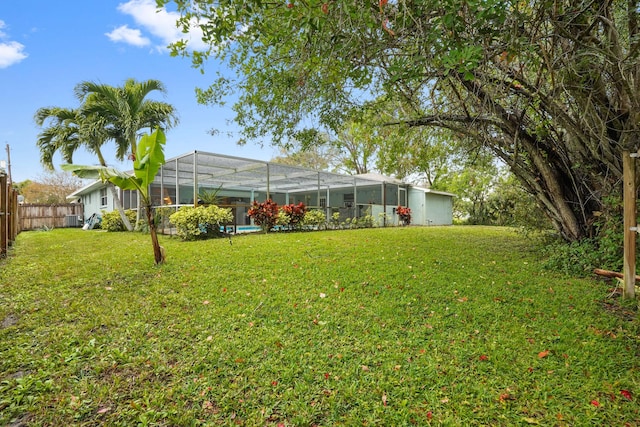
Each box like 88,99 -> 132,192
623,150 -> 636,299
0,172 -> 6,256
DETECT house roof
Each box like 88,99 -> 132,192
354,172 -> 405,185
153,151 -> 409,193
409,186 -> 457,198
67,178 -> 110,199
67,151 -> 455,198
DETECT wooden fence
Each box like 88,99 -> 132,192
0,173 -> 19,257
18,204 -> 84,231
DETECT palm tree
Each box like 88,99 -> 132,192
74,79 -> 178,162
74,79 -> 178,228
35,106 -> 135,230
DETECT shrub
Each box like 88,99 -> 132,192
302,209 -> 326,229
280,202 -> 307,230
101,210 -> 137,232
357,207 -> 376,228
330,212 -> 341,229
540,195 -> 633,276
276,210 -> 290,227
248,199 -> 279,232
397,206 -> 412,225
169,205 -> 233,240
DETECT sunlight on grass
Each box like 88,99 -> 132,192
1,227 -> 638,425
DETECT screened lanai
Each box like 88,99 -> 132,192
128,151 -> 409,230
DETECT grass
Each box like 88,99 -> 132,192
0,226 -> 638,426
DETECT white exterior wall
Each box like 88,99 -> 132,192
81,184 -> 114,219
408,188 -> 454,226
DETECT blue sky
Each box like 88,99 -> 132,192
0,0 -> 278,184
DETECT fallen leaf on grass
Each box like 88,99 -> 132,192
202,300 -> 210,305
590,399 -> 600,407
538,350 -> 549,358
499,393 -> 515,402
382,393 -> 388,406
361,365 -> 370,372
621,389 -> 633,400
97,407 -> 111,414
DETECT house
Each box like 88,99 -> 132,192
68,151 -> 454,229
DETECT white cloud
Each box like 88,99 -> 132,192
113,0 -> 206,51
105,25 -> 151,47
0,20 -> 27,68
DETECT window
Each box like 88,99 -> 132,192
100,187 -> 108,207
319,197 -> 327,208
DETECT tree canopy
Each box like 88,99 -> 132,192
162,0 -> 640,241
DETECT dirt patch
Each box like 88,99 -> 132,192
6,414 -> 32,427
1,314 -> 18,329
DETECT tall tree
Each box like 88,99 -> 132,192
17,170 -> 83,204
331,121 -> 380,175
161,0 -> 640,243
271,144 -> 340,171
35,106 -> 134,230
75,78 -> 178,162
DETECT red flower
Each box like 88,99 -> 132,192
590,400 -> 600,407
397,206 -> 411,224
621,389 -> 632,400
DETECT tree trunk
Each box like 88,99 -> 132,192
96,149 -> 134,232
107,183 -> 134,231
145,204 -> 164,265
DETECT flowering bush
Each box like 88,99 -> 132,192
169,205 -> 233,240
280,202 -> 307,229
248,199 -> 279,231
397,205 -> 412,225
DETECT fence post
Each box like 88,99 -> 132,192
0,173 -> 7,256
11,189 -> 18,239
623,150 -> 636,299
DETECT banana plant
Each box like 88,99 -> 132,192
63,128 -> 167,264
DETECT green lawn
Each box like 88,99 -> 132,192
0,226 -> 638,426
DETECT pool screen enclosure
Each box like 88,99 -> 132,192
140,150 -> 409,228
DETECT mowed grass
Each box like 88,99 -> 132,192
0,226 -> 638,426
